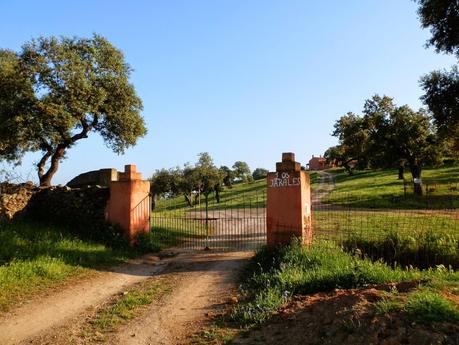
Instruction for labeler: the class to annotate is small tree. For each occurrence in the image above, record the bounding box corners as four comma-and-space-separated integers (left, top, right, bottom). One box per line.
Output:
252, 168, 269, 180
232, 161, 251, 183
178, 164, 200, 207
150, 168, 180, 210
0, 35, 146, 186
195, 153, 222, 205
219, 166, 234, 188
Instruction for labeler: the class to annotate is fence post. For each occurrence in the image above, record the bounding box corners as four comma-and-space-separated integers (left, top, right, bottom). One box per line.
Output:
106, 164, 151, 245
266, 153, 312, 246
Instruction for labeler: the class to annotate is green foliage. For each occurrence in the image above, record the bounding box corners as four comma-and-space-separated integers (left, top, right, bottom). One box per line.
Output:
406, 290, 459, 323
328, 95, 444, 186
252, 168, 269, 181
0, 220, 135, 312
0, 34, 146, 186
232, 161, 252, 183
195, 152, 222, 197
219, 165, 235, 187
421, 65, 459, 155
374, 298, 403, 314
416, 0, 459, 57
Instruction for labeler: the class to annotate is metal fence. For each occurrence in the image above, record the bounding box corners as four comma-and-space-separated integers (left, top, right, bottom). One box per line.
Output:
150, 189, 267, 251
312, 189, 459, 269
149, 182, 458, 268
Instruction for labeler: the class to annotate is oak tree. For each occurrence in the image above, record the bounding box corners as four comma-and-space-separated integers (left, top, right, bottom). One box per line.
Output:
0, 34, 146, 186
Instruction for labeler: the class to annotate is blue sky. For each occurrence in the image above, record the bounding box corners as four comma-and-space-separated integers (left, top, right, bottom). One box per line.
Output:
0, 0, 456, 184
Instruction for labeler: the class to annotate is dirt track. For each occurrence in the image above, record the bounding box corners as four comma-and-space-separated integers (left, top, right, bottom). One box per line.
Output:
0, 250, 251, 345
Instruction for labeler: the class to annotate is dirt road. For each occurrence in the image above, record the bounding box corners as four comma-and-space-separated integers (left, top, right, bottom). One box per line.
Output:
0, 250, 252, 345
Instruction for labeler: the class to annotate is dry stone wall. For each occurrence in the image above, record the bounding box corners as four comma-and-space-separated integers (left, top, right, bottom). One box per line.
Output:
0, 182, 37, 220
0, 183, 121, 243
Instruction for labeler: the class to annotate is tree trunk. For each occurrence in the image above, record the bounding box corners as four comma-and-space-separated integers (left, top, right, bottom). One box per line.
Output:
151, 195, 156, 211
398, 165, 404, 180
343, 162, 353, 175
184, 193, 193, 207
410, 165, 423, 196
38, 146, 65, 187
215, 184, 221, 203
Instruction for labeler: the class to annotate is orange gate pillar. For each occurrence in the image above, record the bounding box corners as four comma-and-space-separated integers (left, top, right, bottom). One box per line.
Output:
106, 165, 151, 245
267, 153, 312, 246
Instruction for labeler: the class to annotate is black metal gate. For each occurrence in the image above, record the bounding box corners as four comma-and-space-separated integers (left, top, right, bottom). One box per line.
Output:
150, 189, 267, 251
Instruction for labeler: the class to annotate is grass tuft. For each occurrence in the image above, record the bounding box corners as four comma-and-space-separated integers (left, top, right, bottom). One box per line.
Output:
406, 290, 459, 323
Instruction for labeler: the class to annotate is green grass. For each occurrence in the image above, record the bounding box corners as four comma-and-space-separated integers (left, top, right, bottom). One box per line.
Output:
153, 179, 267, 213
84, 277, 172, 340
405, 290, 459, 323
374, 297, 404, 314
323, 165, 459, 209
150, 223, 209, 250
231, 240, 459, 326
0, 220, 138, 312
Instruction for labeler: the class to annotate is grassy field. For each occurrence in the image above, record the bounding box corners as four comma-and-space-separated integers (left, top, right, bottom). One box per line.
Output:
0, 221, 138, 313
232, 241, 459, 326
153, 179, 267, 213
323, 165, 459, 209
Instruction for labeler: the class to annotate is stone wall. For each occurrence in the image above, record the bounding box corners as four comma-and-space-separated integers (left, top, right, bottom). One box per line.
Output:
0, 182, 37, 220
66, 168, 119, 188
0, 183, 119, 242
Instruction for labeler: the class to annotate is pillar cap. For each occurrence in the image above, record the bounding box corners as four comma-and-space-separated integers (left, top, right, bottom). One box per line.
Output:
282, 152, 295, 162
276, 152, 301, 172
119, 164, 142, 181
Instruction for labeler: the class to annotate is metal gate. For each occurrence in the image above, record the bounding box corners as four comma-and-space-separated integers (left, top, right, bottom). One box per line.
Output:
150, 189, 267, 251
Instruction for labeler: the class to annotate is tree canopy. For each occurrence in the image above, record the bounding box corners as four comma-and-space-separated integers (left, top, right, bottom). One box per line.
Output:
0, 34, 146, 186
416, 0, 459, 154
327, 95, 443, 193
252, 168, 269, 180
416, 0, 459, 56
232, 161, 252, 182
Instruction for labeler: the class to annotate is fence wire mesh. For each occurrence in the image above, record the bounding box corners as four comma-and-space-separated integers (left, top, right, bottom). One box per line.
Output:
312, 188, 459, 269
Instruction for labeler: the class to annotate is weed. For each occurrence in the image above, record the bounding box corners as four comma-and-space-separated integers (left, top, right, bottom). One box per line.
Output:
406, 290, 459, 323
374, 298, 404, 314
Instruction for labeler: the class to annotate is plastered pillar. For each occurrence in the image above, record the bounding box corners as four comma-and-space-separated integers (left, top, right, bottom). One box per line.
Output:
267, 153, 312, 246
106, 165, 150, 244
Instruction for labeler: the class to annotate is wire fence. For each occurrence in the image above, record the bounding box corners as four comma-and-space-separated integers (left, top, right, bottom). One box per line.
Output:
312, 190, 459, 269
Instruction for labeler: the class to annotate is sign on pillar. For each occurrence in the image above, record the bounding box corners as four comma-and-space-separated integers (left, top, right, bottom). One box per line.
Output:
267, 153, 312, 246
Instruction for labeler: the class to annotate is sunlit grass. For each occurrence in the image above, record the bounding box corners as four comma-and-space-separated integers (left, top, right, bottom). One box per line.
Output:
0, 221, 136, 312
